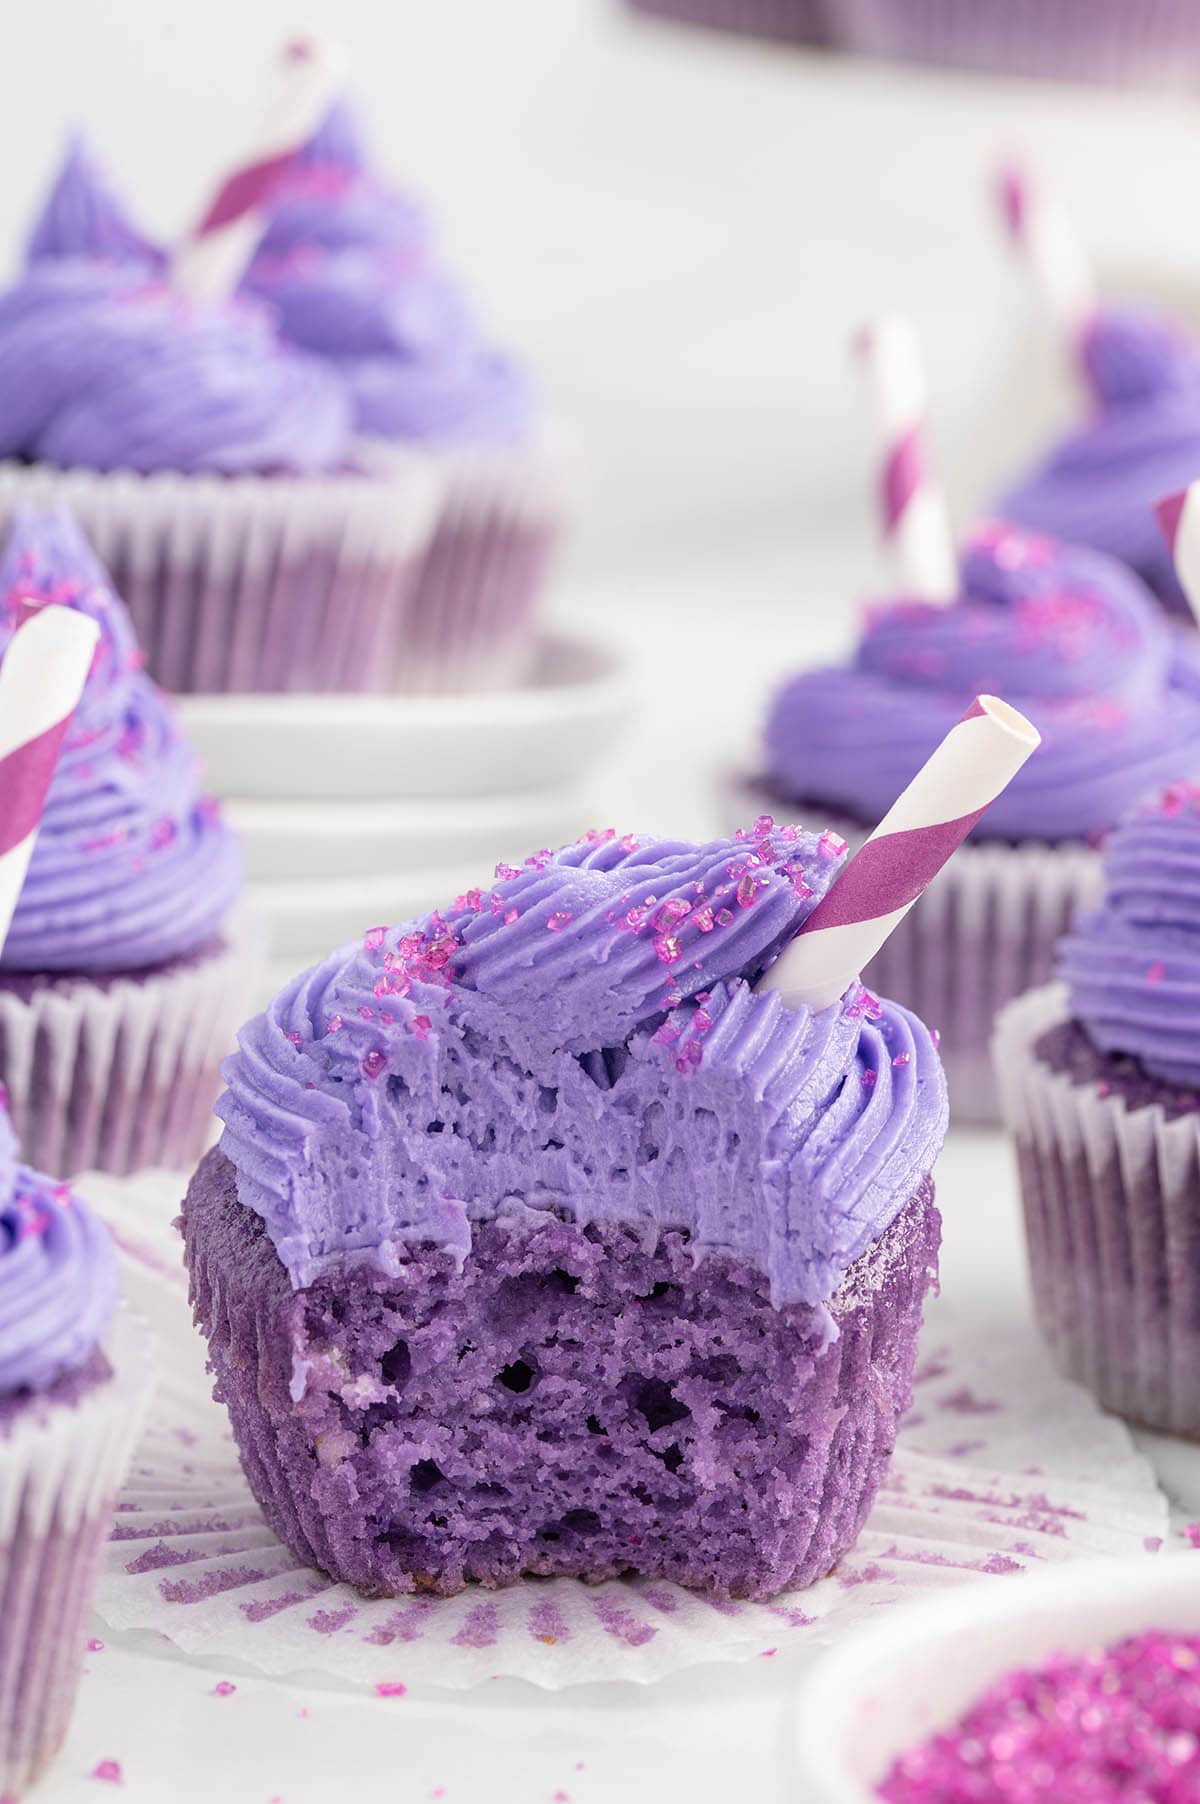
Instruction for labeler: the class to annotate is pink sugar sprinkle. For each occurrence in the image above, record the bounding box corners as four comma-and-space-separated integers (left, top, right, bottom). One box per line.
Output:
148, 816, 177, 851
361, 1050, 387, 1081
892, 1052, 911, 1068
931, 1028, 941, 1050
619, 833, 639, 852
375, 1681, 407, 1698
880, 1628, 1200, 1803
358, 1005, 373, 1020
284, 1030, 301, 1045
363, 927, 386, 951
861, 1069, 878, 1087
494, 862, 520, 881
87, 1638, 105, 1652
652, 1022, 681, 1046
736, 874, 759, 909
504, 909, 519, 925
752, 813, 775, 834
411, 1015, 432, 1040
91, 1761, 122, 1784
547, 912, 573, 932
653, 897, 691, 931
212, 1680, 236, 1697
325, 1015, 344, 1033
1185, 1524, 1200, 1549
693, 906, 715, 933
716, 907, 734, 927
819, 829, 847, 859
654, 934, 683, 965
1147, 961, 1167, 985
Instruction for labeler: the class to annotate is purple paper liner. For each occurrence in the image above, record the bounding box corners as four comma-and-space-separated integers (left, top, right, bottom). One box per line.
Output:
182, 1149, 940, 1602
836, 0, 1200, 87
0, 1310, 153, 1797
0, 920, 259, 1179
625, 0, 833, 46
996, 983, 1200, 1440
0, 458, 442, 697
719, 774, 1101, 1124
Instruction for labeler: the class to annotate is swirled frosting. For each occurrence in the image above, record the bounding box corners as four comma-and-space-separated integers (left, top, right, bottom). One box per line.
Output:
0, 1125, 117, 1395
26, 134, 164, 272
1000, 308, 1200, 614
1058, 783, 1200, 1089
241, 101, 535, 446
0, 260, 352, 476
765, 523, 1200, 843
0, 509, 242, 973
217, 823, 947, 1316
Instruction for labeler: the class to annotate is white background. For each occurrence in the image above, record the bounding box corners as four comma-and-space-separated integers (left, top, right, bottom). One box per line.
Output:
9, 2, 1200, 1797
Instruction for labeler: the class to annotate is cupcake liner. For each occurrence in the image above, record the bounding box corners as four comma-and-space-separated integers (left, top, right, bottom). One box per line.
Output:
625, 0, 833, 46
720, 774, 1101, 1124
0, 1305, 154, 1798
836, 0, 1200, 87
85, 1170, 1166, 1691
996, 983, 1200, 1439
0, 457, 442, 697
0, 915, 261, 1179
361, 421, 574, 694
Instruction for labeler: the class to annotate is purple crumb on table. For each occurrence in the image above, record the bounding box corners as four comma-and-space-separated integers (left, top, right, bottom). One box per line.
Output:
879, 1629, 1200, 1801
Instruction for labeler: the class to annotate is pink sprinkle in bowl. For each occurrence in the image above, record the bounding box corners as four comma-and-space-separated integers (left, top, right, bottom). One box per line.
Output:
792, 1553, 1200, 1801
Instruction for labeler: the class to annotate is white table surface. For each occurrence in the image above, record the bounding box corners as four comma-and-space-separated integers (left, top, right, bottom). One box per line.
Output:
18, 0, 1200, 1795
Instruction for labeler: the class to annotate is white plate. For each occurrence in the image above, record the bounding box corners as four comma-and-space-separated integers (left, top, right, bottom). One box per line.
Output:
249, 858, 516, 966
792, 1553, 1198, 1803
179, 629, 637, 802
225, 782, 597, 881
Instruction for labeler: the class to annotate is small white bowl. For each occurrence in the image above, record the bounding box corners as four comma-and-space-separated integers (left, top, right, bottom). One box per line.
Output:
793, 1555, 1200, 1803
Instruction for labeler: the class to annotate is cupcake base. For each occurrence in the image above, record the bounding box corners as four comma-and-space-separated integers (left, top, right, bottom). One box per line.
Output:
721, 774, 1101, 1124
625, 0, 832, 47
0, 919, 260, 1178
0, 1311, 153, 1798
183, 1150, 940, 1601
996, 983, 1200, 1440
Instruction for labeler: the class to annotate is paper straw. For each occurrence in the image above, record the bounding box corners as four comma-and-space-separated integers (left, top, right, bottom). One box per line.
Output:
171, 36, 347, 302
1155, 486, 1200, 622
995, 160, 1097, 353
758, 696, 1040, 1013
0, 605, 100, 954
857, 315, 958, 605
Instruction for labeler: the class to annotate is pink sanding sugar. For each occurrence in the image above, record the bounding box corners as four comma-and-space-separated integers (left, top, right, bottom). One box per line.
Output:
879, 1630, 1200, 1802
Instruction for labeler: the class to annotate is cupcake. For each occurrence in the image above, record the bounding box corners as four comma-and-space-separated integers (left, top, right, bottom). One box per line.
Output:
0, 1103, 153, 1796
736, 522, 1200, 1122
0, 137, 440, 695
1000, 306, 1200, 622
835, 0, 1200, 87
995, 783, 1200, 1440
0, 507, 253, 1177
624, 0, 833, 48
239, 100, 568, 692
183, 823, 947, 1600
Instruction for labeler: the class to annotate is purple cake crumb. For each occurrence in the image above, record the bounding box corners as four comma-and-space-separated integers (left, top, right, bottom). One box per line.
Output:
183, 1148, 940, 1601
1034, 1019, 1200, 1123
879, 1629, 1200, 1802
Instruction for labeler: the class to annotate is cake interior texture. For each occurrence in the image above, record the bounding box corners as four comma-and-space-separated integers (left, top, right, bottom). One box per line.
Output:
185, 1150, 939, 1600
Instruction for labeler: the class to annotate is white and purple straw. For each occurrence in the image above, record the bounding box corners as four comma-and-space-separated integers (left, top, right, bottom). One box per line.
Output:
1155, 485, 1200, 622
857, 315, 958, 605
995, 160, 1097, 356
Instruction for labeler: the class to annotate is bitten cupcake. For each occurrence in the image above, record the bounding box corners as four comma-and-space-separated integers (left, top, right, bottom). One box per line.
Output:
625, 0, 833, 48
0, 1103, 153, 1796
996, 784, 1200, 1440
1000, 305, 1200, 622
737, 523, 1200, 1121
183, 822, 950, 1600
835, 0, 1200, 87
0, 508, 252, 1176
0, 136, 439, 694
240, 100, 568, 692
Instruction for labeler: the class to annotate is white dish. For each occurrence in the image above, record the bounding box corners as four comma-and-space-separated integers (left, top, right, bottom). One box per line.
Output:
792, 1554, 1199, 1803
225, 782, 597, 881
179, 629, 637, 802
249, 858, 507, 965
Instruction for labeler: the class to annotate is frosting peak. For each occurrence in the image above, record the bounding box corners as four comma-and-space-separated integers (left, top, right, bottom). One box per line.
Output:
1058, 783, 1200, 1090
217, 825, 947, 1314
25, 135, 162, 273
0, 509, 242, 972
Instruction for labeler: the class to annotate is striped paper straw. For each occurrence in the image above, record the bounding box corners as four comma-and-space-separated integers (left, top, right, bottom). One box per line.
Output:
171, 37, 347, 302
995, 160, 1097, 354
758, 695, 1040, 1014
0, 605, 100, 954
857, 315, 958, 605
1155, 485, 1200, 622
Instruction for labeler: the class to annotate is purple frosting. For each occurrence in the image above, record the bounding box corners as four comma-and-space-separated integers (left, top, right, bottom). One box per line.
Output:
217, 824, 948, 1316
26, 134, 164, 272
1000, 307, 1200, 614
241, 101, 535, 446
765, 523, 1200, 843
0, 510, 242, 973
1057, 783, 1200, 1089
0, 1102, 117, 1395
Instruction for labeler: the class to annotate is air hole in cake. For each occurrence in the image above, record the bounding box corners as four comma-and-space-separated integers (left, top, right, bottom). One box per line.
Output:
536, 1086, 557, 1116
637, 1280, 678, 1305
496, 1358, 536, 1394
697, 1354, 739, 1383
551, 1269, 579, 1294
660, 1444, 685, 1474
425, 1119, 445, 1135
629, 1376, 691, 1433
575, 1049, 611, 1090
586, 1415, 607, 1436
380, 1340, 411, 1388
410, 1458, 446, 1494
560, 1508, 601, 1537
542, 1135, 564, 1152
385, 1075, 408, 1105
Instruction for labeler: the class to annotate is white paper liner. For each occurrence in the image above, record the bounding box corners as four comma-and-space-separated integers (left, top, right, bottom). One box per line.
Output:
721, 771, 1101, 1124
358, 418, 577, 695
0, 1304, 155, 1797
0, 457, 442, 696
0, 911, 262, 1178
86, 1171, 1166, 1692
996, 982, 1200, 1438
